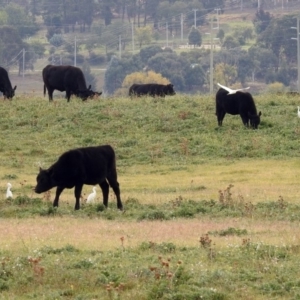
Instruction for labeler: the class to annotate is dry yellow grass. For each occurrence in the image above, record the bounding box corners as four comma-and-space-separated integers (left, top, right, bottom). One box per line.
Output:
2, 158, 300, 206
121, 158, 300, 204
1, 216, 299, 254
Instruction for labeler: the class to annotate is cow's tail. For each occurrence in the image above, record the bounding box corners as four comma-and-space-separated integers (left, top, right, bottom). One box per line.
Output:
43, 84, 46, 97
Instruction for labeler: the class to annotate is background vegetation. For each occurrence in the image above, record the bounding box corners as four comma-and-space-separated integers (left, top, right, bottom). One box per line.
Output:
1, 0, 300, 96
0, 92, 299, 299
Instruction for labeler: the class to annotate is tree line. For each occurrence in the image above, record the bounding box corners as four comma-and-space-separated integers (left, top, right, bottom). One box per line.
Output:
0, 1, 299, 94
104, 9, 300, 94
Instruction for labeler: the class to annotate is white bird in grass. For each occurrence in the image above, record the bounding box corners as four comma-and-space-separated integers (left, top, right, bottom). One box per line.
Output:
297, 106, 300, 118
6, 183, 13, 199
217, 83, 250, 95
86, 186, 97, 204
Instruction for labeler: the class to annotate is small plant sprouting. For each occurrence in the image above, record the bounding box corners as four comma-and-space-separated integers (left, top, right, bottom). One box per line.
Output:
244, 201, 255, 217
200, 234, 212, 248
149, 256, 183, 286
242, 238, 251, 247
218, 184, 234, 206
120, 236, 125, 250
178, 111, 190, 120
170, 195, 183, 208
277, 195, 288, 210
43, 190, 51, 202
105, 282, 125, 299
28, 256, 44, 282
179, 138, 189, 156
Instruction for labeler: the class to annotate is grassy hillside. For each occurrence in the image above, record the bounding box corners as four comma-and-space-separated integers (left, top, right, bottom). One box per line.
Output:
1, 92, 300, 165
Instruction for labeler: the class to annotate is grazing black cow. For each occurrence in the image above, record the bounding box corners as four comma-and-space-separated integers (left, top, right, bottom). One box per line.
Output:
129, 83, 176, 97
34, 145, 123, 211
216, 88, 261, 129
0, 66, 17, 99
42, 65, 101, 102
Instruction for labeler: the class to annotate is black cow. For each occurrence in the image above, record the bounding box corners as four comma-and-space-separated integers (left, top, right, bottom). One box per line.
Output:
216, 88, 262, 129
0, 66, 17, 99
34, 145, 123, 211
129, 83, 176, 97
42, 65, 101, 102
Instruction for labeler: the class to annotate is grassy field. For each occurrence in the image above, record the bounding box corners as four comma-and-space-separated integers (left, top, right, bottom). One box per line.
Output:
0, 92, 300, 299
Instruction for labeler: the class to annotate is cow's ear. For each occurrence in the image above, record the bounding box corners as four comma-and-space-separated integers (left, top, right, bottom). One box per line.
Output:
258, 111, 262, 116
13, 86, 17, 91
39, 167, 43, 172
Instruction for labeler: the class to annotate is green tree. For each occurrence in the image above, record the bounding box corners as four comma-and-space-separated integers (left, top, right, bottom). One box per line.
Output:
237, 53, 254, 85
0, 26, 24, 66
139, 45, 164, 64
222, 35, 240, 49
104, 54, 142, 95
184, 64, 206, 91
188, 27, 202, 47
248, 45, 277, 81
135, 26, 152, 48
216, 28, 225, 43
253, 8, 273, 34
49, 34, 64, 47
5, 3, 38, 38
258, 14, 298, 66
214, 63, 237, 86
147, 51, 192, 92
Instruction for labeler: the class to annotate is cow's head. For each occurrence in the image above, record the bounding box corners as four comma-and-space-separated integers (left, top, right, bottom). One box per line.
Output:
78, 86, 102, 101
249, 111, 262, 129
77, 85, 96, 101
4, 85, 17, 99
34, 167, 55, 194
166, 84, 176, 95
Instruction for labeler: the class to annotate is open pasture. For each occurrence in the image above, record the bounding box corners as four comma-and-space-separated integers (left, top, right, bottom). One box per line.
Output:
0, 92, 300, 299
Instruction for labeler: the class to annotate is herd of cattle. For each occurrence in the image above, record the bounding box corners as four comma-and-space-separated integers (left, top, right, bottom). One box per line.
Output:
0, 64, 262, 210
0, 64, 261, 129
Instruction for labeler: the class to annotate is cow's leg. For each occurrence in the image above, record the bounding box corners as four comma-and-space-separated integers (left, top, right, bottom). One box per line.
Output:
240, 114, 249, 127
217, 109, 226, 126
48, 88, 54, 101
74, 184, 83, 210
53, 186, 65, 207
99, 180, 109, 208
65, 89, 72, 102
106, 174, 123, 210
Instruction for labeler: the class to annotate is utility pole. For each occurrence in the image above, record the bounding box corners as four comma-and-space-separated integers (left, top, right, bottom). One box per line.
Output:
166, 22, 169, 47
214, 8, 221, 29
241, 0, 243, 10
74, 36, 77, 67
180, 13, 183, 42
131, 21, 135, 53
210, 18, 213, 94
258, 0, 260, 11
192, 9, 197, 28
119, 35, 122, 59
291, 17, 300, 91
22, 48, 25, 79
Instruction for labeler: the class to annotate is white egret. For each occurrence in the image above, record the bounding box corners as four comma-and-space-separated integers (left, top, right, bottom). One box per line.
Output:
86, 186, 97, 204
217, 83, 250, 95
6, 183, 13, 199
